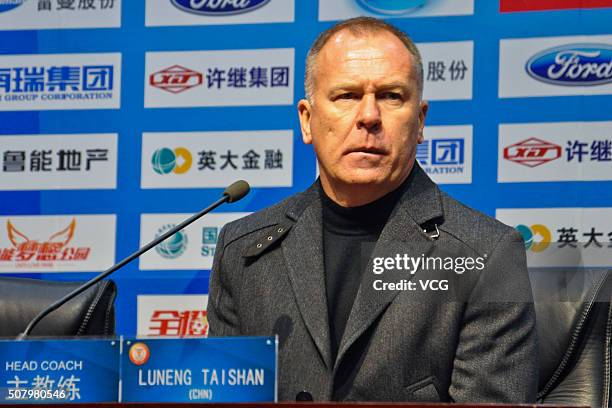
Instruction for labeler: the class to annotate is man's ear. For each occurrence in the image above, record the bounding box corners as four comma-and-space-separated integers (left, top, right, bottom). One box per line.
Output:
417, 100, 429, 144
298, 99, 313, 145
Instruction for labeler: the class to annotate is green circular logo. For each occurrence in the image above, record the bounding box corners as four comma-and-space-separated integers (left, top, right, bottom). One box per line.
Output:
151, 148, 176, 175
515, 224, 533, 250
155, 224, 188, 259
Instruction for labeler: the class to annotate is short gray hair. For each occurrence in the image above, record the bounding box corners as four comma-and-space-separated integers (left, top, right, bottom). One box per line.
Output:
304, 17, 423, 103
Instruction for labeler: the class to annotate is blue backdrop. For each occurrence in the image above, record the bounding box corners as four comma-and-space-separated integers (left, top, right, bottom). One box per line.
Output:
1, 0, 611, 336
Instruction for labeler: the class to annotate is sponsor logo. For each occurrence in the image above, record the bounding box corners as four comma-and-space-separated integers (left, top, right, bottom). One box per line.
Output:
0, 0, 25, 13
171, 0, 272, 16
418, 138, 465, 166
0, 133, 117, 191
419, 41, 473, 101
154, 224, 212, 259
0, 65, 113, 97
201, 226, 218, 257
0, 218, 89, 263
0, 215, 115, 273
149, 65, 202, 94
515, 224, 551, 252
503, 137, 562, 167
496, 208, 612, 267
140, 213, 249, 270
137, 295, 209, 337
526, 44, 612, 86
3, 146, 111, 172
417, 138, 465, 167
318, 0, 473, 20
142, 131, 293, 189
415, 126, 472, 184
0, 65, 114, 93
500, 0, 612, 12
128, 343, 150, 365
356, 0, 425, 15
148, 309, 208, 337
0, 0, 119, 30
151, 147, 192, 174
145, 49, 293, 108
498, 122, 612, 182
154, 224, 188, 259
0, 53, 121, 111
153, 145, 282, 175
499, 36, 612, 98
146, 0, 294, 27
431, 139, 464, 165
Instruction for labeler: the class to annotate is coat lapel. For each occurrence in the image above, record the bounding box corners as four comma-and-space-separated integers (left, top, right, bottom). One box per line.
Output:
335, 165, 444, 369
281, 186, 333, 369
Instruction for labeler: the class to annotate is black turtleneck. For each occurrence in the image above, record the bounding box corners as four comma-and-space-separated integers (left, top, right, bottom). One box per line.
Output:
320, 181, 405, 360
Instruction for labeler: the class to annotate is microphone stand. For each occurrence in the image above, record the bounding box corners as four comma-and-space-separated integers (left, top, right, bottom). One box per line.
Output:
18, 194, 231, 339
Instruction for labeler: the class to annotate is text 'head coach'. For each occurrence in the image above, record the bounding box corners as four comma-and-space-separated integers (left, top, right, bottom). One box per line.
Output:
207, 17, 538, 403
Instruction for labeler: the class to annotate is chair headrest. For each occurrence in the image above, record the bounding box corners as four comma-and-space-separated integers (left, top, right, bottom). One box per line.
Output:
0, 277, 117, 338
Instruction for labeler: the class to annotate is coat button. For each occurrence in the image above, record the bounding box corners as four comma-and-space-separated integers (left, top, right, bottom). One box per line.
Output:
295, 390, 313, 401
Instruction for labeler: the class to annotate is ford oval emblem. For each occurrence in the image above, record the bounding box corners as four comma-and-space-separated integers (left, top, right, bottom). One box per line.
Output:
356, 0, 426, 15
0, 0, 25, 13
171, 0, 272, 16
526, 43, 612, 86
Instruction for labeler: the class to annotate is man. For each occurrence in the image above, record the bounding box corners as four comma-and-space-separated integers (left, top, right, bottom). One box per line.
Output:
207, 17, 538, 402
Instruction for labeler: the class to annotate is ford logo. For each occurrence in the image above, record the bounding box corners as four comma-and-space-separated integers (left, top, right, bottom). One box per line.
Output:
356, 0, 426, 15
0, 0, 26, 13
171, 0, 272, 16
526, 43, 612, 86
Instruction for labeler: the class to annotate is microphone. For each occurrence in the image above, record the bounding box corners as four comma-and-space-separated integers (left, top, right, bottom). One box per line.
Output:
17, 180, 251, 340
223, 179, 249, 203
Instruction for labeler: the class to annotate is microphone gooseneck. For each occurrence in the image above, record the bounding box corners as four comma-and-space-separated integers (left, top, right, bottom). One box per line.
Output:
18, 180, 251, 339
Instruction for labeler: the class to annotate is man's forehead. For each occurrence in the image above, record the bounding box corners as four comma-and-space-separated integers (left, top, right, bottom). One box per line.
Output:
326, 30, 409, 56
316, 30, 415, 81
319, 30, 413, 68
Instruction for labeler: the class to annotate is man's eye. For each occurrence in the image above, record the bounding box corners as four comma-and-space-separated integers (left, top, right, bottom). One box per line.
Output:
336, 93, 357, 100
381, 92, 402, 101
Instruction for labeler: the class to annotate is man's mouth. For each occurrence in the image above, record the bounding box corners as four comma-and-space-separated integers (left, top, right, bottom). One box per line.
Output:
345, 147, 387, 155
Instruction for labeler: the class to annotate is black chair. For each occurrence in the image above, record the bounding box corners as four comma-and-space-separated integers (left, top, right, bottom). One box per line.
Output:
0, 277, 116, 338
531, 268, 611, 407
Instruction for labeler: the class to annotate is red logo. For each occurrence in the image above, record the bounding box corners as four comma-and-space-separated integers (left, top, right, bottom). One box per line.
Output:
0, 219, 91, 265
129, 343, 150, 366
504, 137, 562, 167
149, 65, 203, 94
148, 310, 208, 337
500, 0, 612, 12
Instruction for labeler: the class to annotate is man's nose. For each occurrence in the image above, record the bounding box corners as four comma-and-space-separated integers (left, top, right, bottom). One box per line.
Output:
356, 94, 381, 133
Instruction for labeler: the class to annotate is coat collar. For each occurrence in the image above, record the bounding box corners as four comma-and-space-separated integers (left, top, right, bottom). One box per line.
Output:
285, 163, 444, 226
280, 163, 445, 370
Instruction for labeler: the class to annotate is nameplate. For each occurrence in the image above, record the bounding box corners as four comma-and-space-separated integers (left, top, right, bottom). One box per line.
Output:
121, 336, 277, 402
0, 339, 120, 404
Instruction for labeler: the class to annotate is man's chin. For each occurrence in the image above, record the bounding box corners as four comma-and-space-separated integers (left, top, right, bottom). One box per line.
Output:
338, 171, 389, 186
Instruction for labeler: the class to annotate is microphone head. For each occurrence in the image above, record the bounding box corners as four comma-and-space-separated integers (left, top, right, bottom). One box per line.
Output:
223, 180, 250, 203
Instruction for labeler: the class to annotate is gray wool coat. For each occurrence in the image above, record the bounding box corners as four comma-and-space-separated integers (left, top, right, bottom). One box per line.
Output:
207, 164, 538, 402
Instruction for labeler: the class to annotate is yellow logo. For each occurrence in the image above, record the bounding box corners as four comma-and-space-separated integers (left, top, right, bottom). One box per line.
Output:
516, 224, 551, 252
